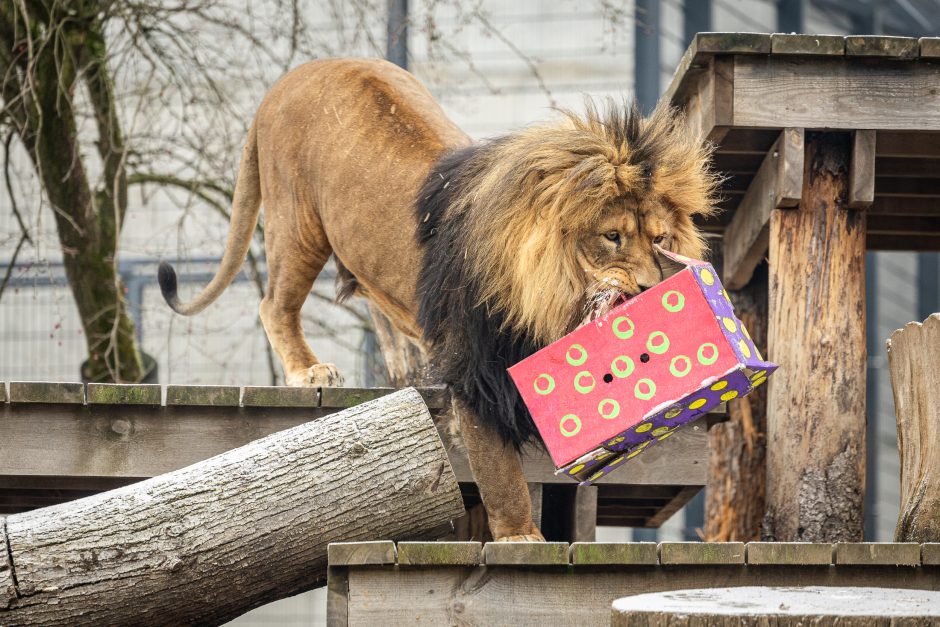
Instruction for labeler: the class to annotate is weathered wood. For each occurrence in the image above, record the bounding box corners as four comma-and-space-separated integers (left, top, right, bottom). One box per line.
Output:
326, 566, 349, 627
483, 542, 568, 566
569, 542, 657, 565
923, 543, 940, 565
611, 586, 940, 626
241, 385, 320, 407
771, 33, 845, 56
887, 314, 940, 542
681, 56, 733, 144
321, 386, 449, 409
765, 132, 867, 542
746, 542, 832, 565
572, 486, 597, 543
694, 33, 772, 55
845, 36, 919, 59
722, 129, 803, 289
1, 517, 14, 607
705, 260, 768, 542
0, 383, 6, 403
848, 131, 876, 209
86, 383, 160, 405
869, 197, 940, 216
9, 382, 83, 404
887, 314, 940, 543
367, 303, 438, 387
659, 542, 745, 565
0, 388, 465, 625
165, 384, 240, 406
328, 542, 397, 566
644, 485, 701, 528
835, 543, 921, 566
343, 562, 940, 626
733, 57, 940, 130
920, 38, 940, 59
397, 542, 481, 566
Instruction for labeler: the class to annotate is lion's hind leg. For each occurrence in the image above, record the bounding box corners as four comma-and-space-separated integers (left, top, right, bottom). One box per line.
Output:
258, 210, 343, 388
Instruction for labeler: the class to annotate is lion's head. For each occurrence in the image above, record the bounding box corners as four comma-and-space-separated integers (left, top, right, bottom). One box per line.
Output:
416, 101, 719, 447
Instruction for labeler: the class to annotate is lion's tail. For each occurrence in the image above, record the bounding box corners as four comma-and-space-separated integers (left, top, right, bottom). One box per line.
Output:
159, 123, 262, 316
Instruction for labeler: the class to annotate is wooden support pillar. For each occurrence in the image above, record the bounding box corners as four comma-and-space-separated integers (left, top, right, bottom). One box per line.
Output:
764, 132, 868, 542
887, 314, 940, 542
705, 263, 769, 541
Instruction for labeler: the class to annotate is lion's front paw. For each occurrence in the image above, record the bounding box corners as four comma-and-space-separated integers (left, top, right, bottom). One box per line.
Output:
494, 532, 546, 543
286, 363, 344, 387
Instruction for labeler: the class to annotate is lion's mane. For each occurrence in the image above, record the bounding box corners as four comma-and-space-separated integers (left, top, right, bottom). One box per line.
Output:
416, 102, 718, 448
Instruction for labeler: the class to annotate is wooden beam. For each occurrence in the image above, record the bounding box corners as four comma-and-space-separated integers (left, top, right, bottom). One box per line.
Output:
848, 130, 876, 209
722, 128, 804, 290
770, 33, 845, 56
869, 196, 940, 216
571, 486, 598, 542
845, 35, 918, 59
733, 57, 940, 130
682, 56, 733, 145
765, 132, 866, 542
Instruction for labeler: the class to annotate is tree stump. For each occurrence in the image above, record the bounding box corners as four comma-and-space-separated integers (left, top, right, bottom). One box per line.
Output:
887, 314, 940, 542
611, 587, 940, 626
764, 132, 867, 542
0, 388, 464, 626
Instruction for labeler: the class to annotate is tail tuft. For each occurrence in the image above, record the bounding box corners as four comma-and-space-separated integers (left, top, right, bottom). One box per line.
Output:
158, 261, 182, 312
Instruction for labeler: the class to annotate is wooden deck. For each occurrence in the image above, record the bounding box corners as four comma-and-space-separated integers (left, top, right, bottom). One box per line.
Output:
0, 382, 724, 532
327, 540, 940, 626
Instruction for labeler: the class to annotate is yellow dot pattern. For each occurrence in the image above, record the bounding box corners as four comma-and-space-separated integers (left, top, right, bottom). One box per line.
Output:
700, 268, 715, 285
710, 380, 728, 391
720, 390, 739, 402
651, 426, 670, 436
635, 422, 652, 433
665, 406, 682, 419
738, 339, 752, 359
689, 398, 707, 410
752, 376, 768, 388
659, 431, 676, 441
722, 317, 738, 333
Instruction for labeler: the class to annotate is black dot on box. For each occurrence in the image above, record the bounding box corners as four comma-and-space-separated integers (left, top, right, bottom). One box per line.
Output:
603, 373, 613, 383
640, 353, 650, 363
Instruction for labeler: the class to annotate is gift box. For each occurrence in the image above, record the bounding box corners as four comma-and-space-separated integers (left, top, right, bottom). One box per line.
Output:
508, 249, 777, 485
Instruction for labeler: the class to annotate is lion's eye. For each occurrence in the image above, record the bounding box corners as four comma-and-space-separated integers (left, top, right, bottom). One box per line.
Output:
653, 235, 667, 245
604, 232, 620, 243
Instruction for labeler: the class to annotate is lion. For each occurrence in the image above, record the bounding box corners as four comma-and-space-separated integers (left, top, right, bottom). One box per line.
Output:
158, 58, 718, 542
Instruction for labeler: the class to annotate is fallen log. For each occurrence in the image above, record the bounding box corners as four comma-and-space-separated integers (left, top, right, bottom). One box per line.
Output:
1, 387, 464, 626
887, 314, 940, 542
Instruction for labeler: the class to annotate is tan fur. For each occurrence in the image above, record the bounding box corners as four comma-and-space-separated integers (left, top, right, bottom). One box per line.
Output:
163, 59, 715, 541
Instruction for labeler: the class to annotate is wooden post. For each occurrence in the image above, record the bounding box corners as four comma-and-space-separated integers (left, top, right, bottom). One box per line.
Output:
0, 388, 464, 625
764, 132, 867, 542
367, 303, 437, 387
887, 314, 940, 542
705, 263, 769, 541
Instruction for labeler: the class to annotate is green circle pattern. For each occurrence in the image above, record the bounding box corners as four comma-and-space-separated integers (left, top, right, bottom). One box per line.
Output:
574, 371, 596, 394
611, 355, 635, 378
560, 414, 581, 437
697, 342, 719, 365
647, 331, 670, 355
669, 355, 692, 377
634, 378, 656, 400
534, 373, 555, 395
598, 399, 620, 419
566, 343, 588, 366
662, 290, 685, 312
612, 316, 635, 340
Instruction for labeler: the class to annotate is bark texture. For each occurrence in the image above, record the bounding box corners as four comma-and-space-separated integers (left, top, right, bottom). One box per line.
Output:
705, 264, 769, 541
888, 314, 940, 542
764, 132, 866, 542
0, 388, 464, 626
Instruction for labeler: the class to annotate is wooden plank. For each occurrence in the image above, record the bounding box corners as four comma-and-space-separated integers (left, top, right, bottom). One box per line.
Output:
733, 57, 940, 130
569, 542, 658, 565
920, 38, 940, 59
165, 385, 240, 406
86, 383, 160, 405
572, 486, 597, 543
846, 35, 919, 59
664, 34, 769, 107
875, 177, 940, 197
746, 542, 833, 565
482, 542, 568, 566
659, 542, 745, 565
923, 544, 940, 565
0, 383, 6, 404
834, 543, 921, 566
681, 56, 733, 145
873, 157, 940, 178
345, 565, 940, 626
328, 541, 397, 566
396, 542, 482, 566
321, 386, 448, 409
868, 215, 940, 235
242, 386, 320, 407
721, 129, 803, 290
868, 233, 940, 251
644, 485, 701, 528
326, 566, 349, 627
695, 32, 772, 55
848, 130, 876, 208
876, 132, 940, 158
528, 483, 543, 530
8, 382, 83, 404
771, 33, 844, 56
869, 196, 940, 216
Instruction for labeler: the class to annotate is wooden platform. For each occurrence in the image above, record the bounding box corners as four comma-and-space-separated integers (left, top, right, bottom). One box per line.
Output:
327, 541, 940, 626
0, 382, 723, 531
664, 33, 940, 254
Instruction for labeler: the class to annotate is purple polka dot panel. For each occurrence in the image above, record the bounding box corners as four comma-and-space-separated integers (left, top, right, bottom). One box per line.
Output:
511, 248, 778, 483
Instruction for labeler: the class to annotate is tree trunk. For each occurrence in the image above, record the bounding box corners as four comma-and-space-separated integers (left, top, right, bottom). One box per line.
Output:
705, 264, 769, 542
764, 132, 867, 542
0, 388, 464, 626
368, 303, 438, 386
887, 314, 940, 542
